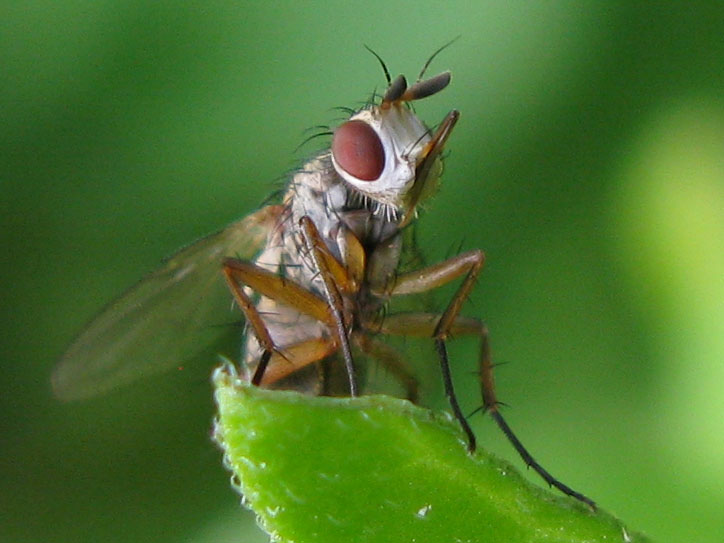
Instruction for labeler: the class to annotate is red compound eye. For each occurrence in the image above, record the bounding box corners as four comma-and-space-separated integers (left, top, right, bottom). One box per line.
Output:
332, 120, 385, 181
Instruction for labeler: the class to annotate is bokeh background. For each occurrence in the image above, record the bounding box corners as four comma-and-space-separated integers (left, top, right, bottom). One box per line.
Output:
2, 2, 723, 542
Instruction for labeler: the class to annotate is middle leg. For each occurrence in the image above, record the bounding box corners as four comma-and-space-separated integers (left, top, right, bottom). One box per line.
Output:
382, 249, 485, 451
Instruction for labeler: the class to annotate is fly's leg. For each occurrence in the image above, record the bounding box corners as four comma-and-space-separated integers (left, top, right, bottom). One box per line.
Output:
352, 333, 419, 403
384, 249, 485, 451
378, 312, 596, 509
223, 258, 336, 385
254, 336, 339, 386
299, 216, 358, 396
477, 328, 596, 508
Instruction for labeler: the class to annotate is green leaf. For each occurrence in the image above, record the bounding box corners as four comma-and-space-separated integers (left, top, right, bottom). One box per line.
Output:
212, 367, 650, 543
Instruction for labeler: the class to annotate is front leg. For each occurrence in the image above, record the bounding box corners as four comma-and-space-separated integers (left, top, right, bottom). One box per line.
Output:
298, 216, 359, 396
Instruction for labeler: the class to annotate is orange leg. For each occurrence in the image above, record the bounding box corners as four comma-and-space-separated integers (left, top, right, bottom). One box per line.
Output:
381, 250, 485, 451
378, 311, 595, 508
222, 258, 334, 385
299, 217, 358, 396
256, 336, 339, 387
223, 217, 361, 396
352, 332, 419, 403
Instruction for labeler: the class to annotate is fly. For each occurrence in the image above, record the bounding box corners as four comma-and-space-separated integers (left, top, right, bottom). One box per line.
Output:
52, 49, 595, 509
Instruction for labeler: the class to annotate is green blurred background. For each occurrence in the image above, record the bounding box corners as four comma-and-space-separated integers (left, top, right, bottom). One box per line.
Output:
2, 2, 723, 542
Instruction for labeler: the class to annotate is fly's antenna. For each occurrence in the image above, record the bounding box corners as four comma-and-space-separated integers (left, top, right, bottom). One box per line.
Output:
364, 44, 392, 86
418, 36, 460, 80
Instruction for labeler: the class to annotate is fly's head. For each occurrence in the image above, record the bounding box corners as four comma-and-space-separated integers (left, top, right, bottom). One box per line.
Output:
331, 72, 458, 225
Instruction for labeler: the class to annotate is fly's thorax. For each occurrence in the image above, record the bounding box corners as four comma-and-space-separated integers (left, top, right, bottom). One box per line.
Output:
279, 152, 405, 292
285, 155, 349, 261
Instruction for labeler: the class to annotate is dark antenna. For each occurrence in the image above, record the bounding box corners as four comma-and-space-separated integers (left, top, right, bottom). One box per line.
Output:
364, 45, 392, 86
383, 74, 408, 103
418, 36, 461, 80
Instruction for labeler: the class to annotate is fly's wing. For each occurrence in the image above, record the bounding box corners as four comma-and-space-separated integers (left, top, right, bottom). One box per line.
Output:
52, 205, 284, 401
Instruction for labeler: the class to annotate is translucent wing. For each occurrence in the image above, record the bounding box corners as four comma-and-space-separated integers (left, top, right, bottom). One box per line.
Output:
52, 205, 284, 401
